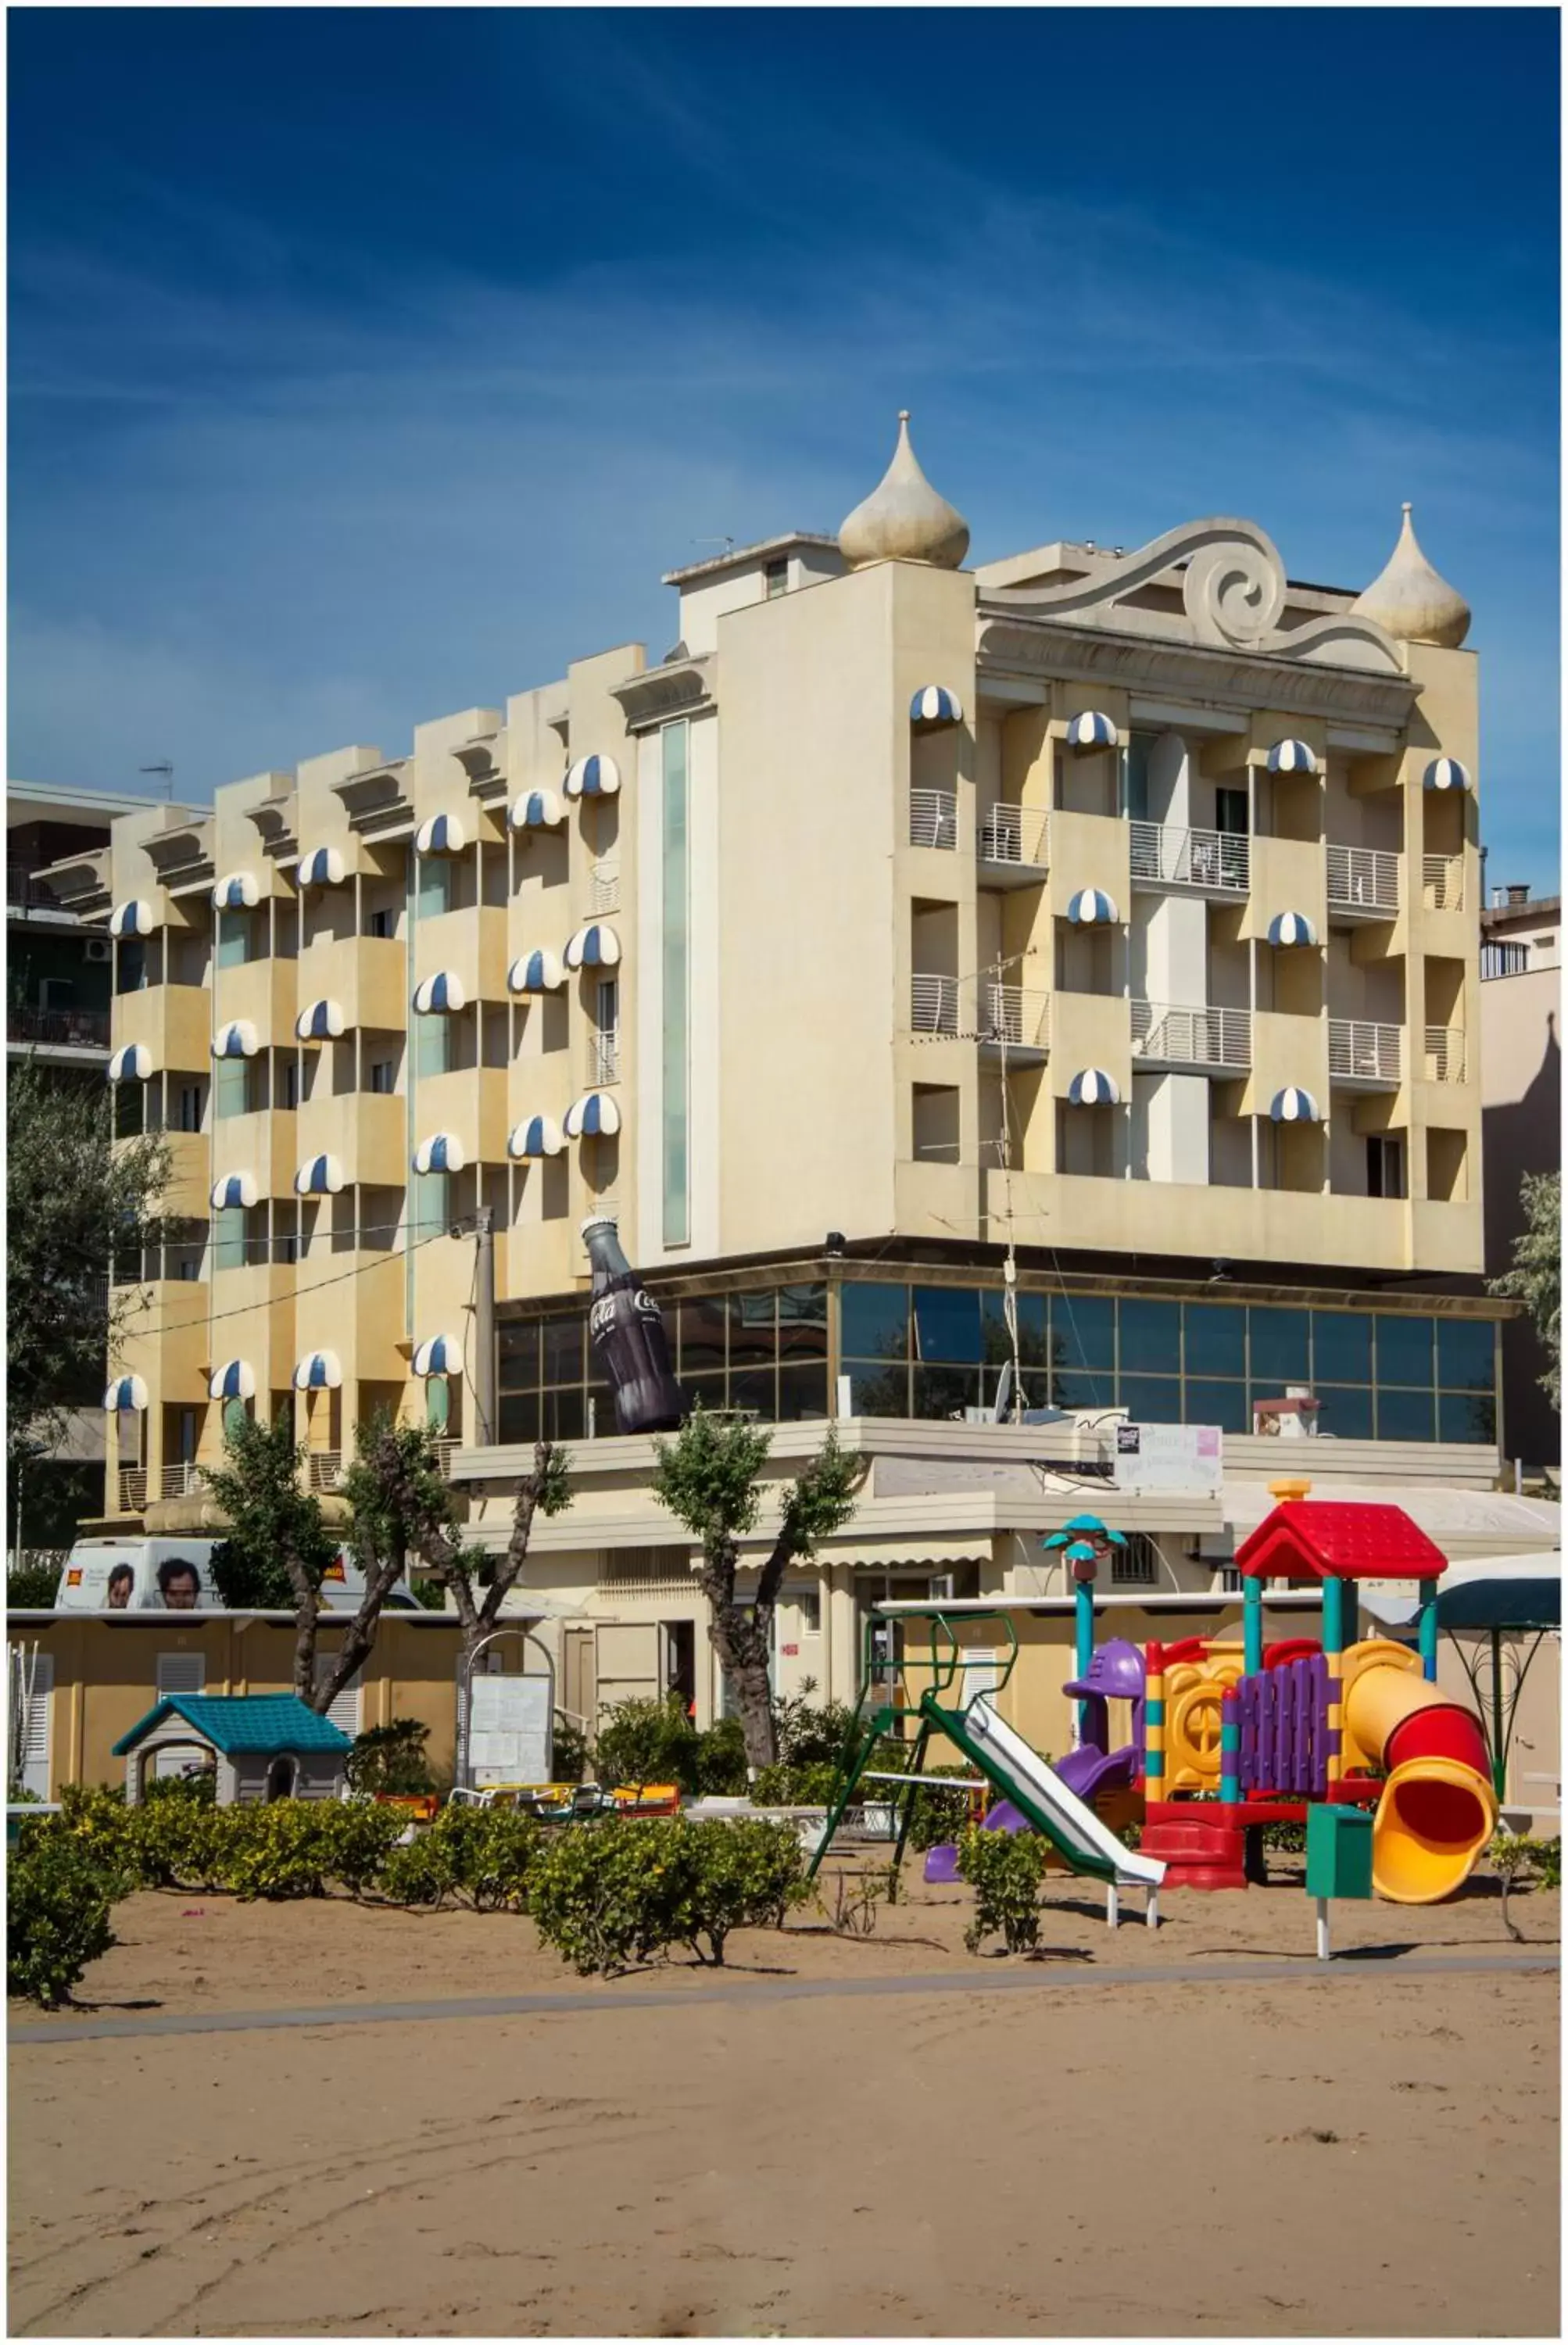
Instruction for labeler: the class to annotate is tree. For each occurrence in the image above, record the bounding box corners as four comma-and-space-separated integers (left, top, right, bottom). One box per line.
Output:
1490, 1170, 1561, 1409
6, 1056, 170, 1477
200, 1414, 342, 1703
652, 1406, 861, 1770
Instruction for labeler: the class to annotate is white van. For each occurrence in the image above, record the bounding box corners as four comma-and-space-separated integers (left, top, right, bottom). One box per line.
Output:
55, 1538, 421, 1613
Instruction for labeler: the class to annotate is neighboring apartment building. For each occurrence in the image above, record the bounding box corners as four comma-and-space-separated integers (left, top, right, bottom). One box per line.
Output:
44, 421, 1538, 1724
1480, 883, 1561, 1474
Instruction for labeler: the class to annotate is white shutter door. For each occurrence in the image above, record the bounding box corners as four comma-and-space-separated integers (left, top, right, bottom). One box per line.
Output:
966, 1648, 1001, 1706
315, 1665, 363, 1737
19, 1655, 55, 1800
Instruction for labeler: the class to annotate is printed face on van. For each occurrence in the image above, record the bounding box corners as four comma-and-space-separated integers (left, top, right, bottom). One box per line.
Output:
158, 1561, 202, 1610
106, 1566, 134, 1609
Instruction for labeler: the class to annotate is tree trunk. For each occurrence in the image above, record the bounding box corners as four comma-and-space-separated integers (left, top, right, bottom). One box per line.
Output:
704, 1599, 779, 1770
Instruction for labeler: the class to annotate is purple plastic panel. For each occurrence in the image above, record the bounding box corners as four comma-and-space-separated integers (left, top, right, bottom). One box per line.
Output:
1308, 1652, 1330, 1796
1240, 1674, 1261, 1797
924, 1843, 961, 1884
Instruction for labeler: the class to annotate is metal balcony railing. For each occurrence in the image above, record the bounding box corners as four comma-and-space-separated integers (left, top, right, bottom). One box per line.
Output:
1421, 854, 1464, 913
1482, 940, 1530, 980
589, 1030, 621, 1086
7, 867, 65, 914
1131, 1000, 1251, 1070
1129, 822, 1249, 893
978, 984, 1049, 1054
1329, 1018, 1402, 1083
9, 1004, 112, 1050
159, 1462, 203, 1500
306, 1451, 345, 1493
909, 789, 958, 851
1424, 1026, 1467, 1083
588, 857, 620, 915
1326, 844, 1400, 916
118, 1468, 149, 1513
977, 806, 1049, 869
911, 974, 961, 1036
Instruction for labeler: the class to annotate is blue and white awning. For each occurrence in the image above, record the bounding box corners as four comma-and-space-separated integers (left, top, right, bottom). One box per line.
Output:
295, 1153, 345, 1197
1065, 710, 1117, 750
209, 1359, 257, 1402
107, 1043, 154, 1083
412, 971, 466, 1015
413, 1334, 463, 1378
414, 811, 467, 856
564, 754, 621, 800
1065, 887, 1119, 925
564, 1091, 621, 1139
103, 1374, 149, 1412
910, 685, 963, 727
108, 899, 155, 940
509, 789, 565, 831
295, 997, 345, 1042
1266, 910, 1319, 948
564, 922, 621, 970
1270, 1087, 1322, 1124
413, 1133, 466, 1175
213, 870, 260, 911
509, 1115, 566, 1159
1067, 1068, 1121, 1107
1267, 738, 1318, 774
1423, 756, 1471, 793
212, 1020, 260, 1059
292, 1350, 342, 1391
209, 1171, 259, 1211
509, 947, 565, 993
299, 844, 346, 889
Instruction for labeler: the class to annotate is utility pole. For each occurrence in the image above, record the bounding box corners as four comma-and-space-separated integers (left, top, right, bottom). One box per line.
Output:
473, 1205, 496, 1447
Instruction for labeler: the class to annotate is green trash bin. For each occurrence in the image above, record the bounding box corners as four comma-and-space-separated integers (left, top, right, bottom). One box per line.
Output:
1305, 1803, 1374, 1903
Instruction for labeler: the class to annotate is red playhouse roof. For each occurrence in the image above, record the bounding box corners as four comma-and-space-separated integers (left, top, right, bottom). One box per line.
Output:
1234, 1501, 1448, 1584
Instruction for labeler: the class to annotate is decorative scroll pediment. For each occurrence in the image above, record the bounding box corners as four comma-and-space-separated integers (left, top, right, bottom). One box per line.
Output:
612, 652, 714, 734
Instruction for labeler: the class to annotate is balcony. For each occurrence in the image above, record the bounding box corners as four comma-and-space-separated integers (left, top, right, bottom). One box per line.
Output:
7, 867, 75, 919
1422, 854, 1465, 914
588, 1029, 621, 1087
9, 1003, 111, 1054
159, 1462, 205, 1501
977, 806, 1049, 890
1129, 822, 1248, 897
909, 789, 958, 851
118, 1468, 149, 1515
1326, 845, 1400, 922
1131, 1000, 1251, 1072
1328, 1018, 1402, 1088
306, 1450, 346, 1494
588, 857, 620, 915
1423, 1025, 1467, 1084
912, 973, 961, 1036
976, 984, 1048, 1064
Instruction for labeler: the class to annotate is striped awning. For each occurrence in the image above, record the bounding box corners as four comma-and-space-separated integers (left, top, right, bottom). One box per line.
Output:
413, 1133, 466, 1175
299, 845, 347, 888
107, 1043, 154, 1083
295, 1153, 345, 1197
209, 1171, 259, 1211
1424, 756, 1471, 793
209, 1359, 257, 1402
564, 922, 621, 970
1266, 911, 1319, 948
1065, 887, 1118, 925
415, 812, 467, 856
292, 1350, 342, 1391
212, 1020, 260, 1059
413, 1334, 463, 1378
509, 1114, 566, 1159
295, 997, 345, 1042
564, 1091, 621, 1139
1065, 711, 1117, 750
1266, 738, 1318, 775
564, 754, 621, 800
509, 948, 566, 993
104, 1374, 149, 1412
109, 899, 155, 940
1270, 1087, 1322, 1124
510, 789, 566, 831
910, 685, 963, 727
1067, 1068, 1120, 1106
412, 972, 465, 1014
213, 871, 261, 911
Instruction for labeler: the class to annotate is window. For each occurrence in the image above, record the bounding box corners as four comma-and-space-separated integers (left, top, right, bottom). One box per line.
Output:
1110, 1534, 1159, 1588
913, 1287, 983, 1363
213, 1058, 247, 1120
1250, 1307, 1309, 1389
281, 1057, 299, 1111
414, 1012, 453, 1078
661, 721, 691, 1245
216, 909, 251, 968
416, 857, 453, 919
114, 1083, 145, 1139
368, 907, 394, 940
212, 1206, 245, 1272
16, 1654, 54, 1799
116, 940, 147, 995
369, 1058, 395, 1094
841, 1282, 908, 1363
411, 1170, 449, 1237
1312, 1310, 1372, 1386
1367, 1136, 1405, 1199
1215, 787, 1250, 837
1124, 731, 1156, 823
177, 1083, 204, 1133
156, 1652, 206, 1697
595, 977, 620, 1082
314, 1662, 363, 1736
764, 558, 789, 600
793, 1587, 822, 1637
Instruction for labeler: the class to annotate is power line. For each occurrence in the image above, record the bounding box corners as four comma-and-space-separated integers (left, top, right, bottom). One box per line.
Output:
109, 1222, 457, 1347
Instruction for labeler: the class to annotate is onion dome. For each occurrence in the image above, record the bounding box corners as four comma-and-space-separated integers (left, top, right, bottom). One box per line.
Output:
1351, 504, 1470, 649
838, 412, 969, 571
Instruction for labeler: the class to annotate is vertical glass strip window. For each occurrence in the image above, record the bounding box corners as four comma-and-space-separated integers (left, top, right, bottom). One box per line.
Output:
661, 720, 690, 1245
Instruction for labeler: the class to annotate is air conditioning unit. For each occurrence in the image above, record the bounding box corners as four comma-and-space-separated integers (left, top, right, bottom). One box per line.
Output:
84, 937, 112, 963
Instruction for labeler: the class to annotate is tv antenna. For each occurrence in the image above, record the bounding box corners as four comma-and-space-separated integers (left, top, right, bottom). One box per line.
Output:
138, 762, 174, 799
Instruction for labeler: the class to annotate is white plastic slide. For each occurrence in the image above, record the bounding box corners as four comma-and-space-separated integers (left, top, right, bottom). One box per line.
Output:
961, 1695, 1165, 1889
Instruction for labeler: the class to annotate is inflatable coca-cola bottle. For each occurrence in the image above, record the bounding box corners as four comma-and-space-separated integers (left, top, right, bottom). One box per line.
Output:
582, 1216, 686, 1434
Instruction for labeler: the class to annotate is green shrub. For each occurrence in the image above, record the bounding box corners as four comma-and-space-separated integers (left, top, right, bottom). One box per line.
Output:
8, 1835, 122, 2006
321, 1800, 407, 1897
379, 1829, 463, 1909
750, 1760, 841, 1807
904, 1770, 976, 1853
551, 1717, 591, 1785
375, 1805, 542, 1911
774, 1681, 856, 1769
462, 1809, 543, 1910
957, 1825, 1048, 1956
128, 1795, 231, 1892
7, 1556, 63, 1609
217, 1802, 338, 1901
693, 1715, 749, 1796
529, 1815, 689, 1975
143, 1769, 217, 1807
346, 1720, 435, 1797
1527, 1836, 1562, 1890
679, 1817, 807, 1964
592, 1695, 700, 1794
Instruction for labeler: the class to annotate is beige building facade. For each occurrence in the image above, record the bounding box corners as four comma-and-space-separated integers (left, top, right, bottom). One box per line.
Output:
1479, 884, 1560, 1474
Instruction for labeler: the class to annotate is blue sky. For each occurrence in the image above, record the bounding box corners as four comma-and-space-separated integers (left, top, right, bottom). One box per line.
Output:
9, 8, 1559, 888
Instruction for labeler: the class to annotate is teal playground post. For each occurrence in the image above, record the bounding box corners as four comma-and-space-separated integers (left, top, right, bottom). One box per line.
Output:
1074, 1574, 1094, 1742
1243, 1573, 1263, 1674
1418, 1578, 1440, 1682
1321, 1573, 1346, 1659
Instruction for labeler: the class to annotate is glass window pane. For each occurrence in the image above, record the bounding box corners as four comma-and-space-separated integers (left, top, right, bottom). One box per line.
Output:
678, 1297, 726, 1374
413, 1011, 452, 1078
499, 1323, 539, 1388
1051, 1369, 1113, 1412
1376, 1386, 1436, 1441
1250, 1307, 1309, 1387
1312, 1311, 1373, 1387
542, 1319, 583, 1386
661, 720, 690, 1246
727, 1292, 776, 1367
1120, 1375, 1180, 1425
213, 1206, 245, 1273
1377, 1315, 1435, 1388
541, 1386, 585, 1441
213, 1058, 247, 1119
776, 1283, 829, 1356
1440, 1388, 1497, 1444
1184, 1303, 1244, 1379
729, 1366, 777, 1420
1185, 1378, 1248, 1434
498, 1391, 539, 1443
216, 910, 249, 968
981, 1289, 1047, 1367
913, 1286, 983, 1363
840, 1282, 908, 1363
1119, 1300, 1181, 1377
845, 1359, 908, 1416
416, 857, 452, 918
1316, 1385, 1374, 1441
410, 1171, 448, 1237
1438, 1319, 1495, 1392
913, 1365, 982, 1419
681, 1370, 727, 1416
1053, 1295, 1115, 1371
777, 1361, 830, 1420
114, 1084, 145, 1139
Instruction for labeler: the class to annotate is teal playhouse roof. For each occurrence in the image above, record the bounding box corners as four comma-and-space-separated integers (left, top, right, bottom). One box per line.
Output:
112, 1693, 354, 1758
